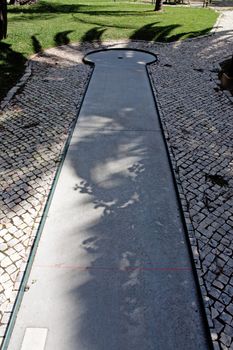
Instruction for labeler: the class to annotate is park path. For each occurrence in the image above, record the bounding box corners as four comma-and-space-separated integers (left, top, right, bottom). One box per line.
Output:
1, 10, 233, 350
214, 9, 233, 32
8, 50, 209, 349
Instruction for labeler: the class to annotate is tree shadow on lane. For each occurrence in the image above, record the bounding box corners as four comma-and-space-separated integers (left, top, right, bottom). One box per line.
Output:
60, 49, 209, 347
66, 130, 166, 350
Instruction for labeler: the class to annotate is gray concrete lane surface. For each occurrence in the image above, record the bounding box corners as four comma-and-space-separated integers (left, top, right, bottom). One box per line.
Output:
8, 50, 210, 350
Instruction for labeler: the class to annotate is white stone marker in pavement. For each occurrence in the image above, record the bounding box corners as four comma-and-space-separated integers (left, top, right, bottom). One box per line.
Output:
20, 328, 48, 350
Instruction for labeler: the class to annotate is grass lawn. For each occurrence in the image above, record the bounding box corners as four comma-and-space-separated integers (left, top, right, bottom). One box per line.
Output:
0, 0, 218, 100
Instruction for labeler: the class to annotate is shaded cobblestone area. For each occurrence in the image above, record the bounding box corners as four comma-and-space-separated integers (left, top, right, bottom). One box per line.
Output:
0, 11, 233, 349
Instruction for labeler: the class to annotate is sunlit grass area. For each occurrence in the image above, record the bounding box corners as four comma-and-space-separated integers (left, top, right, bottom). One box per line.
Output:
6, 0, 218, 54
0, 0, 218, 99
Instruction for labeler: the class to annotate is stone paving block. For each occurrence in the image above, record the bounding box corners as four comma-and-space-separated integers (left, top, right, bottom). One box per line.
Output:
224, 325, 233, 337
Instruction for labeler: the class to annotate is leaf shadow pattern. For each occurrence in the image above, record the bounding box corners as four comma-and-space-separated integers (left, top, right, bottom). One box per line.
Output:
57, 89, 209, 348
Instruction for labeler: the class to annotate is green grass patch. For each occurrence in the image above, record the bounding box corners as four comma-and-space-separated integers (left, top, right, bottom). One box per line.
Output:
0, 0, 218, 100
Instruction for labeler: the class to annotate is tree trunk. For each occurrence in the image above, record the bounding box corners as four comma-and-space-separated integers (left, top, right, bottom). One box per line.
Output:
0, 0, 7, 40
154, 0, 162, 11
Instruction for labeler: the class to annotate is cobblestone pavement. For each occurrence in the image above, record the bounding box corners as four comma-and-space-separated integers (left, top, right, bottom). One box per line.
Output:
0, 10, 233, 350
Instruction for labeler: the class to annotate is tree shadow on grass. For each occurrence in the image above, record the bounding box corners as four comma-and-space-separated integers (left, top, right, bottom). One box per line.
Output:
73, 9, 155, 17
7, 1, 152, 20
73, 16, 213, 42
8, 1, 154, 16
54, 30, 74, 46
31, 34, 43, 53
130, 22, 212, 41
81, 27, 107, 44
7, 9, 155, 24
31, 31, 74, 54
0, 42, 26, 101
7, 0, 156, 23
8, 1, 85, 15
130, 23, 181, 41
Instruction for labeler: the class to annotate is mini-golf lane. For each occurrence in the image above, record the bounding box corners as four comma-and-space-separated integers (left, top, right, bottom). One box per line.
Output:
9, 50, 210, 350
